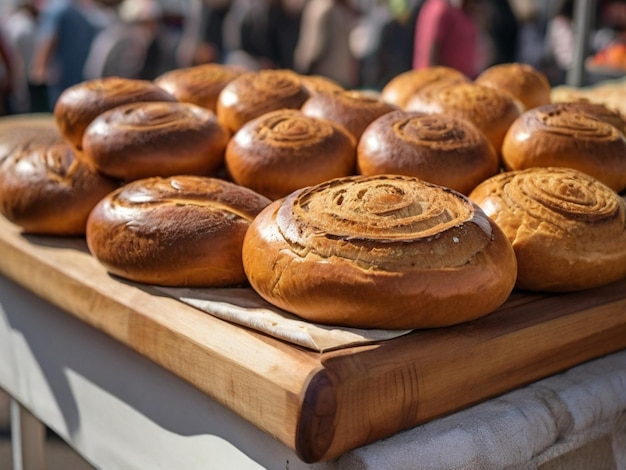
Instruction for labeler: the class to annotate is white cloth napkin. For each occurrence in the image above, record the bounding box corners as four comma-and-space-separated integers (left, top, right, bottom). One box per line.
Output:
155, 286, 412, 352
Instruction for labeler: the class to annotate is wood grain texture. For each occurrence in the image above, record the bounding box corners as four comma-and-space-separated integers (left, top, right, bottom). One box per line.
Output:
0, 215, 625, 463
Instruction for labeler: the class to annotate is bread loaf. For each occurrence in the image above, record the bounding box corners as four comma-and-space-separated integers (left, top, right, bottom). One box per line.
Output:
469, 167, 626, 292
54, 77, 176, 150
0, 124, 118, 235
501, 103, 626, 192
225, 109, 356, 200
242, 174, 517, 329
82, 101, 230, 181
86, 175, 271, 287
475, 62, 551, 111
357, 110, 499, 194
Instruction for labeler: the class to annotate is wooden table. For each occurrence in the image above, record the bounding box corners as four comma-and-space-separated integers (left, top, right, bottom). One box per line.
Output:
0, 210, 626, 468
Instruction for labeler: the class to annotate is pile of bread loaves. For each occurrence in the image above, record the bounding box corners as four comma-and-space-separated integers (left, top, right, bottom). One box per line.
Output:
1, 62, 625, 330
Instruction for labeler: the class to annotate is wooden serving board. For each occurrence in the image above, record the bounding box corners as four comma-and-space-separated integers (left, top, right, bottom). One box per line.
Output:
0, 215, 625, 463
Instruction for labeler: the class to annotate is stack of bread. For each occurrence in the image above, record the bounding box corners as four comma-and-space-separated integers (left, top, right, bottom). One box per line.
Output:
0, 61, 624, 331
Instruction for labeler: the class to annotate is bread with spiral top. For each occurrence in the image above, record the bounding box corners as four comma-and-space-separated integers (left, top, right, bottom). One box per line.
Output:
501, 103, 626, 192
216, 69, 310, 133
0, 123, 118, 235
242, 174, 517, 329
154, 63, 245, 112
475, 62, 551, 111
405, 82, 521, 157
357, 110, 499, 194
469, 167, 626, 292
54, 77, 176, 151
381, 66, 470, 108
301, 89, 398, 139
225, 109, 356, 200
86, 176, 271, 287
82, 101, 230, 181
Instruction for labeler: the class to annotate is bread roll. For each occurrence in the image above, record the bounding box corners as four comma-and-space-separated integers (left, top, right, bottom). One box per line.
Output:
475, 62, 551, 111
549, 100, 626, 135
243, 174, 517, 329
0, 124, 118, 235
54, 77, 176, 150
299, 74, 345, 95
405, 82, 521, 157
469, 167, 626, 292
86, 175, 271, 287
381, 66, 470, 108
154, 63, 245, 112
357, 110, 499, 194
301, 89, 398, 139
501, 103, 626, 192
225, 109, 356, 200
216, 69, 310, 133
82, 101, 230, 181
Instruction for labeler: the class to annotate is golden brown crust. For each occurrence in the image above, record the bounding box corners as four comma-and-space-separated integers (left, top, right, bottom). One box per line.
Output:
242, 174, 517, 329
501, 104, 626, 192
54, 77, 176, 150
216, 69, 310, 133
0, 125, 119, 235
154, 63, 245, 112
301, 89, 398, 139
549, 100, 626, 135
381, 66, 470, 108
405, 82, 521, 157
225, 109, 356, 200
357, 110, 499, 194
475, 62, 551, 111
469, 167, 626, 292
82, 101, 230, 181
86, 176, 271, 287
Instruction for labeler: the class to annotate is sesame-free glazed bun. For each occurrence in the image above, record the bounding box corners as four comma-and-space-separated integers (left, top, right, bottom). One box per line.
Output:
405, 82, 521, 158
301, 89, 398, 139
0, 123, 118, 235
86, 176, 271, 287
501, 103, 626, 192
82, 101, 230, 181
54, 77, 176, 150
475, 62, 551, 111
469, 167, 626, 292
242, 174, 517, 329
381, 66, 470, 108
357, 110, 499, 194
225, 109, 356, 200
216, 69, 310, 133
154, 63, 245, 112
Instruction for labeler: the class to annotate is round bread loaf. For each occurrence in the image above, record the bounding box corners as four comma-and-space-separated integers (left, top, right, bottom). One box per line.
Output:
82, 101, 230, 181
54, 77, 176, 151
475, 62, 551, 111
154, 63, 245, 112
381, 66, 470, 108
549, 100, 626, 135
86, 175, 271, 287
405, 82, 521, 157
469, 167, 626, 292
501, 103, 626, 192
357, 110, 499, 194
242, 174, 517, 329
216, 69, 310, 133
301, 89, 398, 139
225, 109, 356, 200
299, 74, 345, 95
0, 123, 119, 235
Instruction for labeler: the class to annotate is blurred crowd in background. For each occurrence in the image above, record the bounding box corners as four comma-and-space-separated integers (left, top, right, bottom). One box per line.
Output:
0, 0, 625, 117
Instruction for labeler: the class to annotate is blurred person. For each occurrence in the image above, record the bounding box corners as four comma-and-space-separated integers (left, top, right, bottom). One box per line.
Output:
481, 0, 519, 66
30, 0, 117, 111
1, 0, 47, 113
0, 30, 14, 115
177, 0, 231, 67
412, 0, 482, 78
83, 0, 165, 80
294, 0, 360, 88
